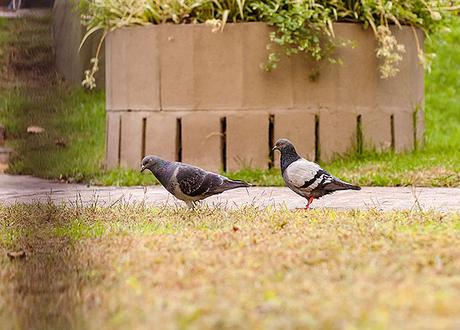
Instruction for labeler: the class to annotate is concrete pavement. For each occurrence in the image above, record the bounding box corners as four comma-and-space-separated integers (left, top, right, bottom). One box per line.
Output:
0, 175, 459, 211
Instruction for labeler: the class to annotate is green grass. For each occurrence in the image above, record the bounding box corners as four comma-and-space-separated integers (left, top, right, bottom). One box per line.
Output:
0, 16, 459, 187
0, 204, 459, 328
5, 88, 105, 179
0, 16, 151, 185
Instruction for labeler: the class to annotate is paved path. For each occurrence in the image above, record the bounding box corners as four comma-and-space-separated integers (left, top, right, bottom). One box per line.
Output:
0, 175, 459, 211
0, 8, 50, 18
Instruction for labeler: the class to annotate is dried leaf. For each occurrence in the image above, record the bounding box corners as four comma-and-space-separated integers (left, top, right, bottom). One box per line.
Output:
27, 126, 45, 134
55, 138, 67, 147
7, 250, 26, 260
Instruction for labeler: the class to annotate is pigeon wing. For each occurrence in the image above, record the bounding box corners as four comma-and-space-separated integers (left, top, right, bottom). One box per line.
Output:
284, 159, 325, 190
176, 165, 224, 197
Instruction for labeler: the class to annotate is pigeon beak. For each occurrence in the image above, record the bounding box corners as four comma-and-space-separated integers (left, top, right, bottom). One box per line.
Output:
272, 146, 278, 151
140, 165, 146, 173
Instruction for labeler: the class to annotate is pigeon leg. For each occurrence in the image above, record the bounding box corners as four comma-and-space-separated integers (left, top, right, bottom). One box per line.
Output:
305, 196, 314, 210
185, 201, 195, 210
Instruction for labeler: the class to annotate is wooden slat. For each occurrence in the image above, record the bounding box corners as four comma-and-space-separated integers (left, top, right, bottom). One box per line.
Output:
319, 111, 356, 162
362, 112, 392, 151
193, 25, 243, 110
145, 113, 177, 161
120, 112, 144, 169
159, 25, 194, 110
107, 27, 160, 111
182, 113, 222, 172
105, 112, 120, 169
415, 108, 425, 148
226, 113, 269, 171
394, 112, 414, 153
242, 24, 293, 110
274, 111, 315, 167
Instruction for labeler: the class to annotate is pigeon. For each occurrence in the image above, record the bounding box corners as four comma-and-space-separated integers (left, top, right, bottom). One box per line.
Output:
141, 155, 251, 208
272, 139, 361, 209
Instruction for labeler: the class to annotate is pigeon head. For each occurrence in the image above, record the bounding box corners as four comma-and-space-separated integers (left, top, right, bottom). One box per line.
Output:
141, 155, 167, 173
272, 139, 297, 155
273, 139, 301, 173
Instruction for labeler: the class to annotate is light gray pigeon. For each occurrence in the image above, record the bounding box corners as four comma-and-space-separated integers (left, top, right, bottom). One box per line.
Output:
273, 139, 361, 209
141, 155, 251, 208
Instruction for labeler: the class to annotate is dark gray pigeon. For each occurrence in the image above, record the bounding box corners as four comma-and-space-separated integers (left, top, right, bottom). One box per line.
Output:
141, 155, 251, 208
273, 139, 360, 209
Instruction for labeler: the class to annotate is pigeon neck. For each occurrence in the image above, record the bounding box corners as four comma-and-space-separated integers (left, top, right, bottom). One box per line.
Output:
147, 159, 169, 175
280, 149, 301, 173
148, 163, 171, 185
148, 161, 163, 172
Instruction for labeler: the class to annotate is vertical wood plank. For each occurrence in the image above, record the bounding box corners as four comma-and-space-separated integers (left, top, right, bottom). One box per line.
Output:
193, 25, 243, 109
107, 26, 161, 111
120, 112, 144, 169
105, 112, 120, 169
274, 111, 316, 167
226, 113, 269, 171
182, 113, 222, 172
319, 111, 356, 162
415, 108, 425, 149
362, 112, 392, 151
145, 113, 178, 161
394, 112, 415, 153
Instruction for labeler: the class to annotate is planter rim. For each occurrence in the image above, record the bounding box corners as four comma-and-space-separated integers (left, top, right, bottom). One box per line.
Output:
111, 21, 417, 32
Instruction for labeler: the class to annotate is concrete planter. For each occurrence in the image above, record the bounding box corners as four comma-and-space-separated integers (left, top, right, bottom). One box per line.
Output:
105, 22, 424, 171
52, 0, 105, 86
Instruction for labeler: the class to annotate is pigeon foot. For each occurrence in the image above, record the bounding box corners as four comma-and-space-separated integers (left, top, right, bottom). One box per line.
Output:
305, 196, 314, 210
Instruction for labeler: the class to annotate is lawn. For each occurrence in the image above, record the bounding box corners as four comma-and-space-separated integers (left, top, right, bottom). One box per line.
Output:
0, 15, 459, 187
0, 15, 153, 186
0, 204, 459, 328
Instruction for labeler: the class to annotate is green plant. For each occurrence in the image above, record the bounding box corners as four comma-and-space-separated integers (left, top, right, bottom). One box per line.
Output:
79, 0, 459, 88
251, 0, 337, 71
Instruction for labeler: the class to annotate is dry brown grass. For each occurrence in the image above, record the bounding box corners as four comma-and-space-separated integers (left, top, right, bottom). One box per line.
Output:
0, 204, 459, 329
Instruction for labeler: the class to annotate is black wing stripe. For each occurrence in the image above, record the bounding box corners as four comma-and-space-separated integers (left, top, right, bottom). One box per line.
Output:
300, 169, 328, 188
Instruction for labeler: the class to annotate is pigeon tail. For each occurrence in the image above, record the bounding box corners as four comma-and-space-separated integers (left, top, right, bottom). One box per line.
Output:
223, 179, 252, 190
338, 182, 361, 190
325, 178, 361, 191
346, 183, 361, 190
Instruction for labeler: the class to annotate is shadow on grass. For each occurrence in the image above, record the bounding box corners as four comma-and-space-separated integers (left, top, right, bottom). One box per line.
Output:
0, 16, 88, 327
0, 203, 86, 329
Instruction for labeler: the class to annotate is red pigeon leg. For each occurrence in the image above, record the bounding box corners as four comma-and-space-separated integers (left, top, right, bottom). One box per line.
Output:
305, 196, 314, 210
